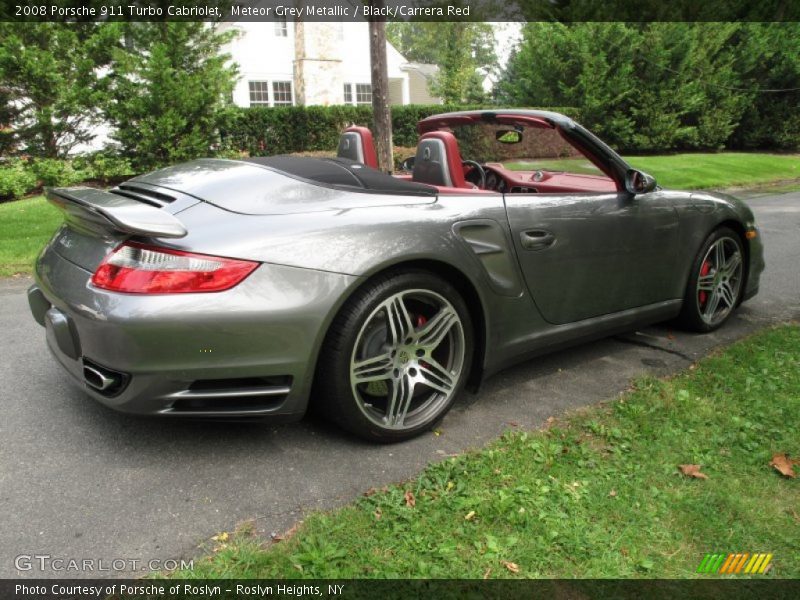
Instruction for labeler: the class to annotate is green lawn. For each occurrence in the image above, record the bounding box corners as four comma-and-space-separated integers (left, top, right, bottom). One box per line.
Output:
172, 325, 800, 579
1, 152, 799, 278
506, 152, 800, 190
0, 195, 60, 277
627, 153, 800, 190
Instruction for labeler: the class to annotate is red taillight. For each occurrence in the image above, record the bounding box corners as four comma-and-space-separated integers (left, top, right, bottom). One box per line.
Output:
91, 242, 259, 294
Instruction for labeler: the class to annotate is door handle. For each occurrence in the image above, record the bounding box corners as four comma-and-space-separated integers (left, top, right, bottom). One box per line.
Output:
520, 229, 556, 250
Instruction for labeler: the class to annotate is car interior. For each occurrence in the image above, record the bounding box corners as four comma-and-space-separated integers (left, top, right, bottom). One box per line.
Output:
336, 117, 619, 195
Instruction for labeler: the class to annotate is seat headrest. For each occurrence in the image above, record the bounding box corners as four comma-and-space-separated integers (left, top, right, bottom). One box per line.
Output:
411, 131, 466, 188
336, 126, 378, 169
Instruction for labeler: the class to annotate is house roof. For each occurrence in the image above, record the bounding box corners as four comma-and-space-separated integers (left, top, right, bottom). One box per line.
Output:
400, 63, 439, 80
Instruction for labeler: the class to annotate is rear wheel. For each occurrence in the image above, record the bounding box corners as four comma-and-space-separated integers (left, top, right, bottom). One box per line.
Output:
316, 271, 473, 442
678, 227, 745, 332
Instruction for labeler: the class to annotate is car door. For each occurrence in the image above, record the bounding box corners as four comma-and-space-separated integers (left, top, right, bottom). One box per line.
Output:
504, 190, 680, 325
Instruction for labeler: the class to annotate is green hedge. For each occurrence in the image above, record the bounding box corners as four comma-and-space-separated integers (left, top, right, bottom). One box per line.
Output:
219, 104, 582, 156
0, 153, 135, 202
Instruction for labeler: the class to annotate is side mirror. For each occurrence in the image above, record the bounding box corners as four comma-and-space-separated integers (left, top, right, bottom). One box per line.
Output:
400, 156, 415, 172
625, 169, 657, 195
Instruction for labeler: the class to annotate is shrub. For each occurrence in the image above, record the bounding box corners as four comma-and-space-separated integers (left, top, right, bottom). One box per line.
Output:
0, 159, 37, 201
73, 152, 135, 183
29, 158, 90, 187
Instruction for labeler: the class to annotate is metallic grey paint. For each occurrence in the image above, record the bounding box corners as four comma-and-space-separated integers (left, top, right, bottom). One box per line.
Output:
29, 110, 764, 420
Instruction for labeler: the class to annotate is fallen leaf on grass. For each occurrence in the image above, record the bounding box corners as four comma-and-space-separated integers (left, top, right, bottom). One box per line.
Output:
404, 490, 416, 507
464, 510, 476, 521
483, 567, 492, 579
609, 489, 617, 497
271, 522, 301, 543
374, 509, 382, 520
769, 453, 797, 478
507, 420, 519, 427
501, 560, 520, 573
678, 464, 709, 479
211, 531, 229, 542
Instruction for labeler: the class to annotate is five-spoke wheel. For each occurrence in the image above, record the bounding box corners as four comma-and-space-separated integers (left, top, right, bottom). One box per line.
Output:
317, 271, 472, 442
350, 290, 465, 430
679, 227, 745, 332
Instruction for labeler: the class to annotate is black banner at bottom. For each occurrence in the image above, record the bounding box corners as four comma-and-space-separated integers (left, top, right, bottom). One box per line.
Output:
3, 579, 800, 600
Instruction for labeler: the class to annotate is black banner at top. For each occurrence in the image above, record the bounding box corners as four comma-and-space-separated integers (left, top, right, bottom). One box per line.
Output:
2, 0, 800, 22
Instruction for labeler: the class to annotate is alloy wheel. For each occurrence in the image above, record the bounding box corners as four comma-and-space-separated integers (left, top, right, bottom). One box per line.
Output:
349, 289, 466, 430
696, 237, 743, 327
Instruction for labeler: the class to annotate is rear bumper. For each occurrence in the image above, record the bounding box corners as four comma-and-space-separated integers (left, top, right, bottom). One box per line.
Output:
31, 247, 358, 418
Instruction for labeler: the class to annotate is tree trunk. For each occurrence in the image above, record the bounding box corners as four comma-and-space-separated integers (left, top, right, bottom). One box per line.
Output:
368, 6, 393, 172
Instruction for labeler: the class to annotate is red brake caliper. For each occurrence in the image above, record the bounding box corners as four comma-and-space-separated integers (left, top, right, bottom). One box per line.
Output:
698, 260, 711, 306
415, 315, 430, 368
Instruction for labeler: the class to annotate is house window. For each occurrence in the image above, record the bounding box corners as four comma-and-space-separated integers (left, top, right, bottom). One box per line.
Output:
272, 81, 293, 106
355, 83, 372, 105
343, 83, 352, 104
274, 19, 287, 37
248, 81, 269, 107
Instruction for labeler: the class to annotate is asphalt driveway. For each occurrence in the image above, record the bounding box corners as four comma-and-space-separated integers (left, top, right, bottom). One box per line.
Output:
1, 192, 798, 579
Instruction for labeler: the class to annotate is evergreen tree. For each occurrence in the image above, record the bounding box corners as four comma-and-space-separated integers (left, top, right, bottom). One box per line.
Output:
496, 23, 762, 152
103, 22, 238, 170
0, 23, 114, 157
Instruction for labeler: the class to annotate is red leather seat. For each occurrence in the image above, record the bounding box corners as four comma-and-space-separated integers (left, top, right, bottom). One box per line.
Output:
411, 131, 468, 188
336, 126, 379, 169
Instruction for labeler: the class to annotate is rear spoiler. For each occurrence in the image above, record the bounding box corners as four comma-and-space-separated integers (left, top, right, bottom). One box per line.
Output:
46, 187, 187, 239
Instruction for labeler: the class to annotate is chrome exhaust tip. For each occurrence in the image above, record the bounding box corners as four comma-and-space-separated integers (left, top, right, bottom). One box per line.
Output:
83, 365, 117, 391
82, 359, 128, 397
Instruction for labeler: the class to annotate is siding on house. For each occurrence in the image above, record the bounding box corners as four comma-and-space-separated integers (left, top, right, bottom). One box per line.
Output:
222, 21, 441, 108
406, 68, 442, 105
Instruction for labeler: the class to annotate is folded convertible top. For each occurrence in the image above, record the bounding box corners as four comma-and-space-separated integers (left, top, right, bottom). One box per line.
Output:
243, 156, 438, 197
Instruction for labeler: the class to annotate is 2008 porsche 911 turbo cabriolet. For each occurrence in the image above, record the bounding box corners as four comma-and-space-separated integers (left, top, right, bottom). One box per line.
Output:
28, 110, 764, 442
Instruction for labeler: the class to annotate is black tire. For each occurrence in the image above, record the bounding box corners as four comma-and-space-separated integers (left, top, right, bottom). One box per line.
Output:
315, 270, 474, 443
677, 227, 745, 333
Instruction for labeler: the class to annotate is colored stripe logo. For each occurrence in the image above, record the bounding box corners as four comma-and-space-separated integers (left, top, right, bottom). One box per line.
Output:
697, 553, 773, 574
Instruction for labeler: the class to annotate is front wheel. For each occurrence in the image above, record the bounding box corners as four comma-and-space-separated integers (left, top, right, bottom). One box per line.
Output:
678, 227, 745, 332
316, 271, 473, 442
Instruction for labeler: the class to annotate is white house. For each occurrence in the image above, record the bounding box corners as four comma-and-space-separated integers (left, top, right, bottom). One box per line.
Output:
220, 20, 442, 108
75, 21, 441, 153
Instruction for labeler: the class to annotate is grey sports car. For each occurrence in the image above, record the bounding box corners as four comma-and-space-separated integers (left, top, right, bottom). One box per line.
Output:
28, 110, 764, 442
